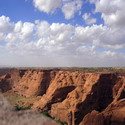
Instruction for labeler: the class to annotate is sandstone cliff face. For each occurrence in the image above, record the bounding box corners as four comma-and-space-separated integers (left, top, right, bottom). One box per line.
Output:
0, 69, 57, 97
14, 70, 57, 97
0, 68, 125, 125
80, 78, 125, 125
0, 70, 23, 92
33, 72, 124, 125
80, 99, 125, 125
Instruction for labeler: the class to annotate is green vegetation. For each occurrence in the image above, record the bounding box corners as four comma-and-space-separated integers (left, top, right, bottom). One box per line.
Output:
68, 67, 125, 73
55, 119, 68, 125
3, 92, 40, 108
42, 110, 51, 117
3, 93, 68, 125
41, 110, 68, 125
15, 105, 31, 111
1, 67, 125, 73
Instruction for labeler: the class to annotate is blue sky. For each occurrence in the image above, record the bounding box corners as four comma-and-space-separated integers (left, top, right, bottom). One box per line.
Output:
0, 0, 125, 67
0, 0, 103, 25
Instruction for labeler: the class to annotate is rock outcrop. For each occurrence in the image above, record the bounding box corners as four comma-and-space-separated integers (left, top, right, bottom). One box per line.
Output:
0, 68, 125, 125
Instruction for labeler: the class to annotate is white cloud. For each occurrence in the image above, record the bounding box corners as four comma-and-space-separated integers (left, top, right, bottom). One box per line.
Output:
0, 16, 14, 33
20, 22, 35, 41
0, 0, 125, 67
0, 33, 5, 41
94, 0, 125, 28
33, 0, 62, 13
14, 21, 23, 32
33, 0, 83, 19
0, 15, 125, 67
89, 0, 97, 4
82, 13, 97, 25
0, 16, 125, 51
62, 0, 83, 19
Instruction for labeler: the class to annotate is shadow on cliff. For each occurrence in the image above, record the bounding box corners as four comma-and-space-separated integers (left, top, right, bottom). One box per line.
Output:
74, 73, 119, 125
0, 70, 27, 93
38, 70, 55, 96
0, 73, 13, 92
44, 86, 76, 110
51, 86, 76, 103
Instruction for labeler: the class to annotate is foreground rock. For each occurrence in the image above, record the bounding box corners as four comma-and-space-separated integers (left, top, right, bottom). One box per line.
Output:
0, 93, 58, 125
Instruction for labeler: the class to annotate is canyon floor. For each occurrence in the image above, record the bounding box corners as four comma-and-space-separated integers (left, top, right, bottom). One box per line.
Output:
0, 67, 125, 125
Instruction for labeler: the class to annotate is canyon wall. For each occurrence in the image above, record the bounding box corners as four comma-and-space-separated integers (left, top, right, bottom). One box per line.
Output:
0, 68, 125, 125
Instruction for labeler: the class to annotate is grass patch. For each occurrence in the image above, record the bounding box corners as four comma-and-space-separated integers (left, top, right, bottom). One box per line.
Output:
3, 92, 40, 108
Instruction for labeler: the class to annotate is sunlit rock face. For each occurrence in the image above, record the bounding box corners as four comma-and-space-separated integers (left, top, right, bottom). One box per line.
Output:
0, 68, 125, 125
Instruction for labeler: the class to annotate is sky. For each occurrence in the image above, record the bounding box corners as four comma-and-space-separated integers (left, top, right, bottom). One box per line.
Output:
0, 0, 125, 67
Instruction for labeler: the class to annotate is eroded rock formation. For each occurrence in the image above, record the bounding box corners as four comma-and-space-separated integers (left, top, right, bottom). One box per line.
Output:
80, 99, 125, 125
0, 69, 58, 97
0, 68, 125, 125
80, 78, 125, 125
13, 70, 57, 97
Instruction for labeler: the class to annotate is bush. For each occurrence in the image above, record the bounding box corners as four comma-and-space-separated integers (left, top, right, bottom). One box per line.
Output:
41, 110, 68, 125
42, 110, 51, 118
55, 119, 68, 125
15, 105, 31, 111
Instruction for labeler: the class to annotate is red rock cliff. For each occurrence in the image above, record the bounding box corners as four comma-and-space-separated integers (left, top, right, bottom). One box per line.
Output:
0, 68, 125, 125
32, 72, 125, 125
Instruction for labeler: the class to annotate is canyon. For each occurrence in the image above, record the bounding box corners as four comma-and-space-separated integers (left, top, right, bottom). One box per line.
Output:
0, 68, 125, 125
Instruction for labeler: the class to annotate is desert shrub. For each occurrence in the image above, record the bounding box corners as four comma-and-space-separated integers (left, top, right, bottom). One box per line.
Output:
41, 110, 68, 125
41, 110, 51, 118
15, 105, 31, 111
55, 119, 68, 125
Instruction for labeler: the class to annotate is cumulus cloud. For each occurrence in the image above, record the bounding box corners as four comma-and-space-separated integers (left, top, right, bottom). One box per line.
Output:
0, 15, 125, 67
33, 0, 62, 13
62, 0, 83, 19
0, 16, 125, 50
0, 16, 14, 33
20, 22, 35, 41
94, 0, 125, 28
0, 0, 125, 67
33, 0, 83, 19
82, 13, 97, 25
